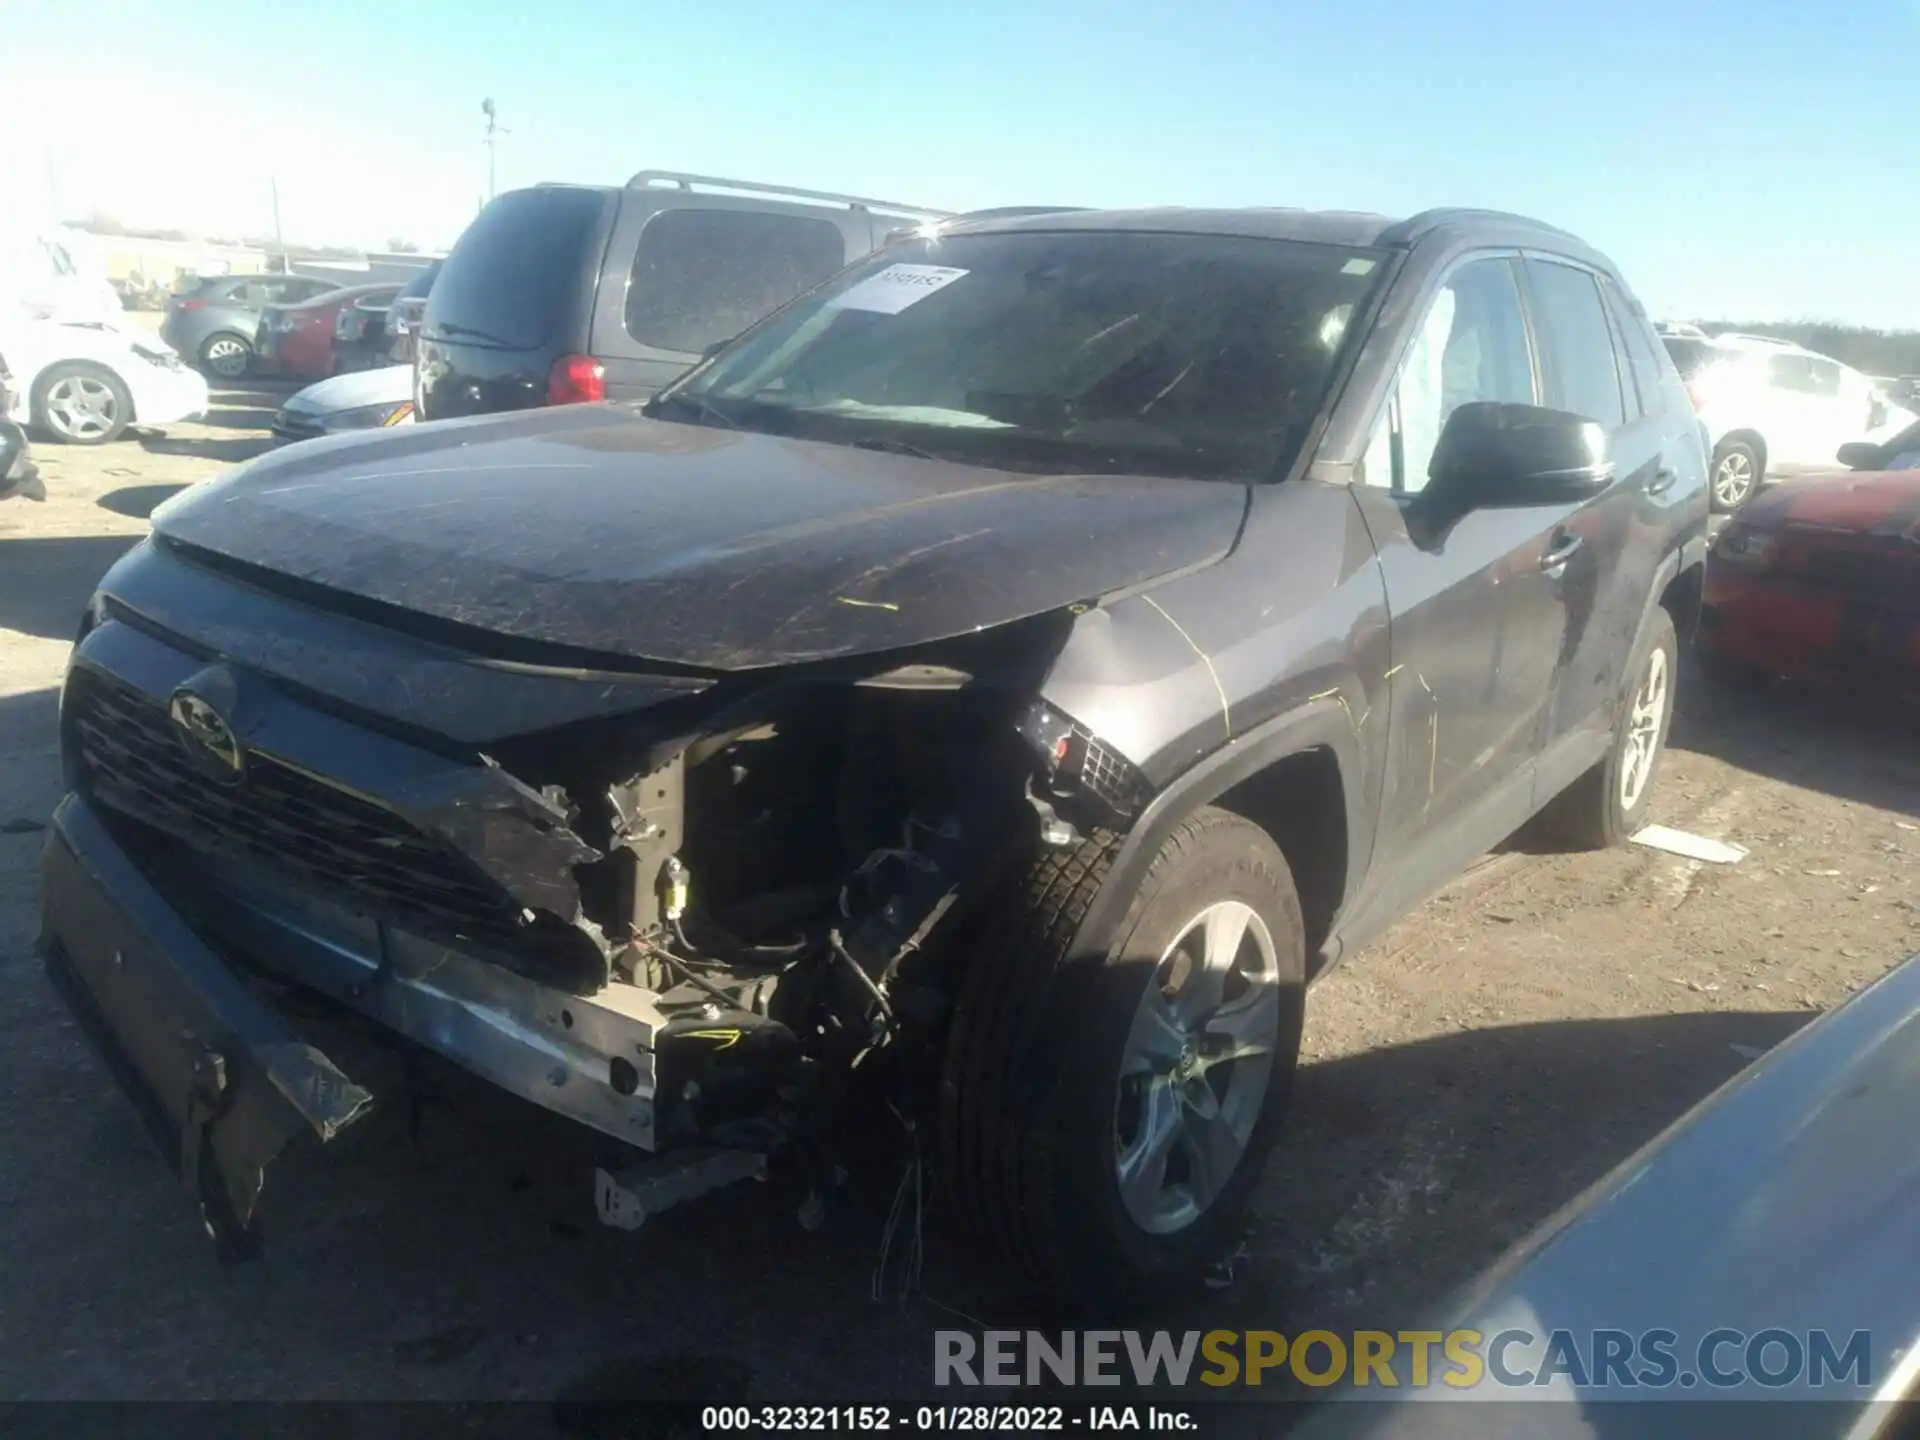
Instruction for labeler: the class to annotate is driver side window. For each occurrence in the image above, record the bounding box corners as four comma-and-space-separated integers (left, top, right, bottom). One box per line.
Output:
1361, 257, 1537, 495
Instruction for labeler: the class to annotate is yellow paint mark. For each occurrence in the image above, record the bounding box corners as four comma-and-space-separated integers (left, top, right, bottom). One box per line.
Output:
1383, 664, 1404, 680
1144, 595, 1232, 740
684, 1028, 743, 1050
836, 596, 901, 612
1307, 686, 1364, 737
1427, 711, 1439, 798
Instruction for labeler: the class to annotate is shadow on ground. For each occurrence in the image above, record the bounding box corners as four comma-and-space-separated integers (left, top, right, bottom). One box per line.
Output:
1671, 653, 1920, 817
95, 484, 189, 520
0, 534, 140, 640
205, 405, 278, 430
0, 941, 1817, 1411
137, 433, 275, 464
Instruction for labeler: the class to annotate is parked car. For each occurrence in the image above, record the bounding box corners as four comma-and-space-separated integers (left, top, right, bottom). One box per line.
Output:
1295, 948, 1920, 1437
160, 273, 342, 379
269, 364, 414, 444
1659, 333, 1918, 512
41, 204, 1708, 1311
330, 293, 393, 373
0, 355, 46, 501
413, 170, 950, 421
0, 311, 209, 445
256, 283, 403, 381
1699, 423, 1920, 690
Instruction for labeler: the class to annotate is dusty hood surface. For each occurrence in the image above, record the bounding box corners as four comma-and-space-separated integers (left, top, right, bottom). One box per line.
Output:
152, 405, 1246, 670
1751, 469, 1920, 537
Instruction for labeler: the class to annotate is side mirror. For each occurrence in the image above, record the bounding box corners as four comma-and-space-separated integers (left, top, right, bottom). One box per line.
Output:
1428, 402, 1614, 508
1835, 441, 1882, 470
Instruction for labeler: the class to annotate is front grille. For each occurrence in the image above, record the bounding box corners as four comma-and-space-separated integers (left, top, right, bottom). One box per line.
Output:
1070, 733, 1147, 820
68, 667, 531, 950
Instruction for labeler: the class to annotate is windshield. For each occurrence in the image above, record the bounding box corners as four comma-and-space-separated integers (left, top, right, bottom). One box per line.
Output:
658, 230, 1387, 481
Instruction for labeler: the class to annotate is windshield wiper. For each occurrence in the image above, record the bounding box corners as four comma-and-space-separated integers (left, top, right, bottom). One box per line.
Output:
850, 436, 940, 461
423, 320, 520, 347
649, 392, 738, 430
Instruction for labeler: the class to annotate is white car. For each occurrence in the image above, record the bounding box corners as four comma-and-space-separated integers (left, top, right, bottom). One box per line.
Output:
268, 364, 415, 445
0, 311, 210, 446
1660, 331, 1919, 511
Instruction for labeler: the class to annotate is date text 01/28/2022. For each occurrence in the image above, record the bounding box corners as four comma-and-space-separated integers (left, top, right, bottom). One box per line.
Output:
700, 1405, 1199, 1431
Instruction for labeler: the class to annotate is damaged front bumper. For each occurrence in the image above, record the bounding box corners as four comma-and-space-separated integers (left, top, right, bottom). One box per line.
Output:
39, 794, 668, 1252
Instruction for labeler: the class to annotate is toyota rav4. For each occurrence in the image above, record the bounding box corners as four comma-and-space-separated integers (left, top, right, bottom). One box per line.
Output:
41, 205, 1708, 1312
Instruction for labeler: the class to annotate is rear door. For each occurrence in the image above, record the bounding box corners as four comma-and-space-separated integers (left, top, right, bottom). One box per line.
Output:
1760, 354, 1832, 473
591, 196, 869, 401
1519, 257, 1652, 799
414, 186, 615, 420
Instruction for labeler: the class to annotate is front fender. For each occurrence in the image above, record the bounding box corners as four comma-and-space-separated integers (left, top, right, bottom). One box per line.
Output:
1064, 695, 1367, 975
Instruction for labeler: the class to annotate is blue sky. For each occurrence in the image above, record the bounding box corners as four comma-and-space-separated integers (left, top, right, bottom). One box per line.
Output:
2, 0, 1912, 325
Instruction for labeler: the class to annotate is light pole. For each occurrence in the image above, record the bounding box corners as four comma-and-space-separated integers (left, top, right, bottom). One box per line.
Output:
481, 98, 507, 202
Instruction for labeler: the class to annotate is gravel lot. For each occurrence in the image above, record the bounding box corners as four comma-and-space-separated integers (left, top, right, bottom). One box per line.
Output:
1, 376, 1915, 1418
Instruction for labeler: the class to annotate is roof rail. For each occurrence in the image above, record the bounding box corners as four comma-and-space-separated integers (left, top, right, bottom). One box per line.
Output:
950, 205, 1091, 221
626, 170, 952, 221
1382, 206, 1582, 245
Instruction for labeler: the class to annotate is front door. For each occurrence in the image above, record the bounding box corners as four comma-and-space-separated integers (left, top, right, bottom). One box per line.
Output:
1348, 254, 1569, 897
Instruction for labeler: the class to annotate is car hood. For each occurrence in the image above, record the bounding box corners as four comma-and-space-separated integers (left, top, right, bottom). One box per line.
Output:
150, 405, 1248, 671
283, 365, 412, 415
1748, 469, 1920, 538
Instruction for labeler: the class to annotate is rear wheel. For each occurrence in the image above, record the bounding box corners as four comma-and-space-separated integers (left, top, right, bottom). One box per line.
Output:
1709, 438, 1760, 512
939, 807, 1306, 1313
199, 333, 252, 379
33, 363, 133, 445
1541, 608, 1678, 849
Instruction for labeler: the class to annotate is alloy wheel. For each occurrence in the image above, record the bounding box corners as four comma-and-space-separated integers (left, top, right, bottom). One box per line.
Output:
1620, 645, 1670, 812
203, 337, 250, 378
1713, 452, 1755, 508
43, 374, 121, 441
1114, 899, 1281, 1235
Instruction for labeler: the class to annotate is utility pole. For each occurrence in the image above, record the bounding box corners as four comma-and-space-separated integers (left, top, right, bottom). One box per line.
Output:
270, 177, 287, 272
481, 97, 506, 202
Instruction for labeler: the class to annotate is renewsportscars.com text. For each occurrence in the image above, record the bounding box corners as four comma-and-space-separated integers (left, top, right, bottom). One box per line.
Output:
934, 1329, 1875, 1391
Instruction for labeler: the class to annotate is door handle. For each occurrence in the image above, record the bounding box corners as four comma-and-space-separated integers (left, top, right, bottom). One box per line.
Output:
1646, 468, 1677, 496
1539, 533, 1584, 575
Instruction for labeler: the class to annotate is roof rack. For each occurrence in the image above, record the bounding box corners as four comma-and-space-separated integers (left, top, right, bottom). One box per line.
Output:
626, 170, 952, 221
1382, 207, 1583, 245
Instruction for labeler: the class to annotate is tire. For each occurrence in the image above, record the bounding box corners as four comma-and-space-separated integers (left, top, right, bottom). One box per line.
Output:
939, 807, 1307, 1313
199, 333, 253, 379
1541, 607, 1679, 849
1709, 438, 1761, 513
32, 362, 133, 446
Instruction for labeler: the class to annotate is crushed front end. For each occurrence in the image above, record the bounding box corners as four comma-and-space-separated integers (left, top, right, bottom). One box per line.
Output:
40, 538, 1143, 1252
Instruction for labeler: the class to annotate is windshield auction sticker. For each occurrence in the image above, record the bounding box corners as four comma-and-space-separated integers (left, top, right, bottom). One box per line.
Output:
828, 264, 969, 315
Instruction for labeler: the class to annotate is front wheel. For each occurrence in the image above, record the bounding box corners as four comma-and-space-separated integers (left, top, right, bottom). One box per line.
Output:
32, 363, 133, 445
939, 807, 1306, 1313
1541, 608, 1679, 849
1709, 439, 1761, 512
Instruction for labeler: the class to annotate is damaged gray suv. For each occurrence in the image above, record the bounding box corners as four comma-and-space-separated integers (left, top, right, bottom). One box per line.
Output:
41, 206, 1709, 1312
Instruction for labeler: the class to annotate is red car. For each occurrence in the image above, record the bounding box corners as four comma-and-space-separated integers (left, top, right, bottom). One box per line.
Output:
1700, 421, 1920, 688
255, 283, 402, 381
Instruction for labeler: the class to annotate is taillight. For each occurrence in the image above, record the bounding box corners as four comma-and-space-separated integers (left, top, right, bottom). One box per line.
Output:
176, 298, 208, 312
548, 353, 606, 405
1685, 382, 1706, 412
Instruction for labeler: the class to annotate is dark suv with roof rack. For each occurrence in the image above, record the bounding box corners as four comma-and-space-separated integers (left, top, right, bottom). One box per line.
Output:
43, 202, 1708, 1313
413, 170, 950, 421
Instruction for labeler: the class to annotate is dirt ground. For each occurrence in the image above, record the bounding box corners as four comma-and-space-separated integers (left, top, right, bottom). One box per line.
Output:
0, 379, 1915, 1418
